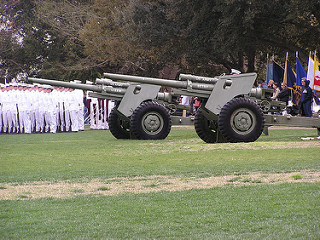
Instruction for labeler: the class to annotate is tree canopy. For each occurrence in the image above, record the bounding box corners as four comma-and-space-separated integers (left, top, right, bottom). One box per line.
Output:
0, 0, 319, 83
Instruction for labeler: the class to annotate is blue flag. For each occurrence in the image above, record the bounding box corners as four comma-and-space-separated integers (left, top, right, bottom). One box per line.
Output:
285, 60, 296, 89
266, 62, 273, 84
287, 60, 300, 105
272, 60, 284, 85
296, 57, 306, 87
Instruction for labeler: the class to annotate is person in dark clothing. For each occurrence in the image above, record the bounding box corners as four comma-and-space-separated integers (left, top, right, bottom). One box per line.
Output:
300, 78, 313, 117
278, 83, 290, 105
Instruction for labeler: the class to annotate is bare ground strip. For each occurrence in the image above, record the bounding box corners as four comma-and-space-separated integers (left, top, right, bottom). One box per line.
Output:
1, 170, 319, 200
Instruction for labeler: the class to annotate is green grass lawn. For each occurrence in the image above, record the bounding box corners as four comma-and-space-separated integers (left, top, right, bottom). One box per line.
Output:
0, 126, 319, 182
0, 126, 319, 239
1, 183, 319, 239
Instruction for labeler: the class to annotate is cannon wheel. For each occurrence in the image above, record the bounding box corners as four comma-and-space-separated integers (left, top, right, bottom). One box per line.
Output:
108, 107, 131, 139
218, 97, 264, 143
194, 109, 218, 143
130, 101, 171, 140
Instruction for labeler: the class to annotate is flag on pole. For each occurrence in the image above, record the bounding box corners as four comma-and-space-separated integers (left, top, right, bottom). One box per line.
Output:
272, 60, 284, 85
266, 62, 273, 84
283, 55, 296, 88
283, 57, 299, 104
266, 54, 273, 84
307, 54, 314, 83
296, 57, 306, 87
307, 53, 320, 106
312, 54, 320, 91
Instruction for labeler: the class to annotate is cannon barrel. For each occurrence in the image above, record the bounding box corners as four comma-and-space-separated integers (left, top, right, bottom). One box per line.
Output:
179, 74, 218, 84
28, 77, 102, 92
104, 73, 215, 91
28, 77, 127, 95
96, 78, 130, 88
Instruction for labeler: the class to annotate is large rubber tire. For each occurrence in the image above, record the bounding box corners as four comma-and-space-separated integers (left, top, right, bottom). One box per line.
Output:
218, 98, 265, 143
108, 107, 131, 139
194, 109, 218, 143
130, 101, 171, 140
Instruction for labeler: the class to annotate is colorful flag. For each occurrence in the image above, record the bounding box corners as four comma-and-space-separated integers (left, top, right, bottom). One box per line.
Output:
296, 57, 306, 87
272, 60, 284, 85
312, 55, 320, 91
307, 54, 320, 106
307, 55, 314, 83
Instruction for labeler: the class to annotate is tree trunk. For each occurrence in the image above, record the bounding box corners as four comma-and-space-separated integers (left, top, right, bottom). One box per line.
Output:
238, 51, 244, 73
247, 50, 255, 73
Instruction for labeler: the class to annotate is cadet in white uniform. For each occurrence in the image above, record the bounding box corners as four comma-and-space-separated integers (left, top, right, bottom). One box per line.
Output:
63, 88, 71, 131
36, 85, 46, 133
11, 84, 20, 133
56, 87, 65, 132
68, 88, 79, 132
32, 85, 40, 132
44, 86, 57, 133
6, 85, 16, 133
0, 84, 4, 133
1, 86, 9, 133
73, 84, 84, 131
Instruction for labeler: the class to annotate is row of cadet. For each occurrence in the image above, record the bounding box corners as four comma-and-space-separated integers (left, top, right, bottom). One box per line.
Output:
0, 82, 85, 134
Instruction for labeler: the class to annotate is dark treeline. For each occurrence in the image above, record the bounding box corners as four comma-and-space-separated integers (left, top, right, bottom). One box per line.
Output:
0, 0, 319, 83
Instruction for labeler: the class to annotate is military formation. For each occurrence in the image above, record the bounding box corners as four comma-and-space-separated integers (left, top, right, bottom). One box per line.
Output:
0, 82, 84, 134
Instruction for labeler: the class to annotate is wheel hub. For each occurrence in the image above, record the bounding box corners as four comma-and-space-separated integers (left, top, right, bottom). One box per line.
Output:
234, 112, 252, 131
144, 115, 160, 131
231, 108, 256, 134
142, 112, 163, 135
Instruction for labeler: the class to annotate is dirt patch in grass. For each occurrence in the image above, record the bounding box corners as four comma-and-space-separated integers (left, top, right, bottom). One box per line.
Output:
1, 170, 319, 200
145, 141, 320, 152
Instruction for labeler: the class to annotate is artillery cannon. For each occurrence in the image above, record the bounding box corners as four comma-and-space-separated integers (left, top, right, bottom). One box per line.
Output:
28, 72, 320, 143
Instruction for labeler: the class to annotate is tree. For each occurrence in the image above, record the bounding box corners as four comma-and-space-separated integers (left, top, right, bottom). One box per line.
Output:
0, 0, 36, 83
1, 0, 319, 82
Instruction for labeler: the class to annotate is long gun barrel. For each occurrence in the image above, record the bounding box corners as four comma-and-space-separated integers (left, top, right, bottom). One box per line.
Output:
28, 77, 126, 95
96, 78, 131, 88
178, 74, 218, 84
103, 73, 215, 91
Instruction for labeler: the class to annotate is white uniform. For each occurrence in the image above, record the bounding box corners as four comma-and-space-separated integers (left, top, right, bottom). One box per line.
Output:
32, 87, 41, 132
0, 87, 4, 133
68, 90, 79, 132
44, 89, 57, 133
51, 89, 60, 132
22, 89, 32, 134
63, 90, 71, 131
36, 88, 46, 132
75, 89, 84, 131
11, 89, 20, 133
55, 89, 65, 131
6, 89, 17, 133
181, 95, 191, 105
88, 92, 98, 129
101, 99, 108, 130
28, 88, 36, 133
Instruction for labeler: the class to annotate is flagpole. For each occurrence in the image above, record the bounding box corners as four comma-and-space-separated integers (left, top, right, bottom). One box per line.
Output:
313, 51, 317, 88
284, 52, 288, 85
266, 53, 269, 82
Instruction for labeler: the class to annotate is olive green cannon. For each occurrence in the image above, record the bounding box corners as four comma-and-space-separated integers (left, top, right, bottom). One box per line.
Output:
28, 72, 320, 143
